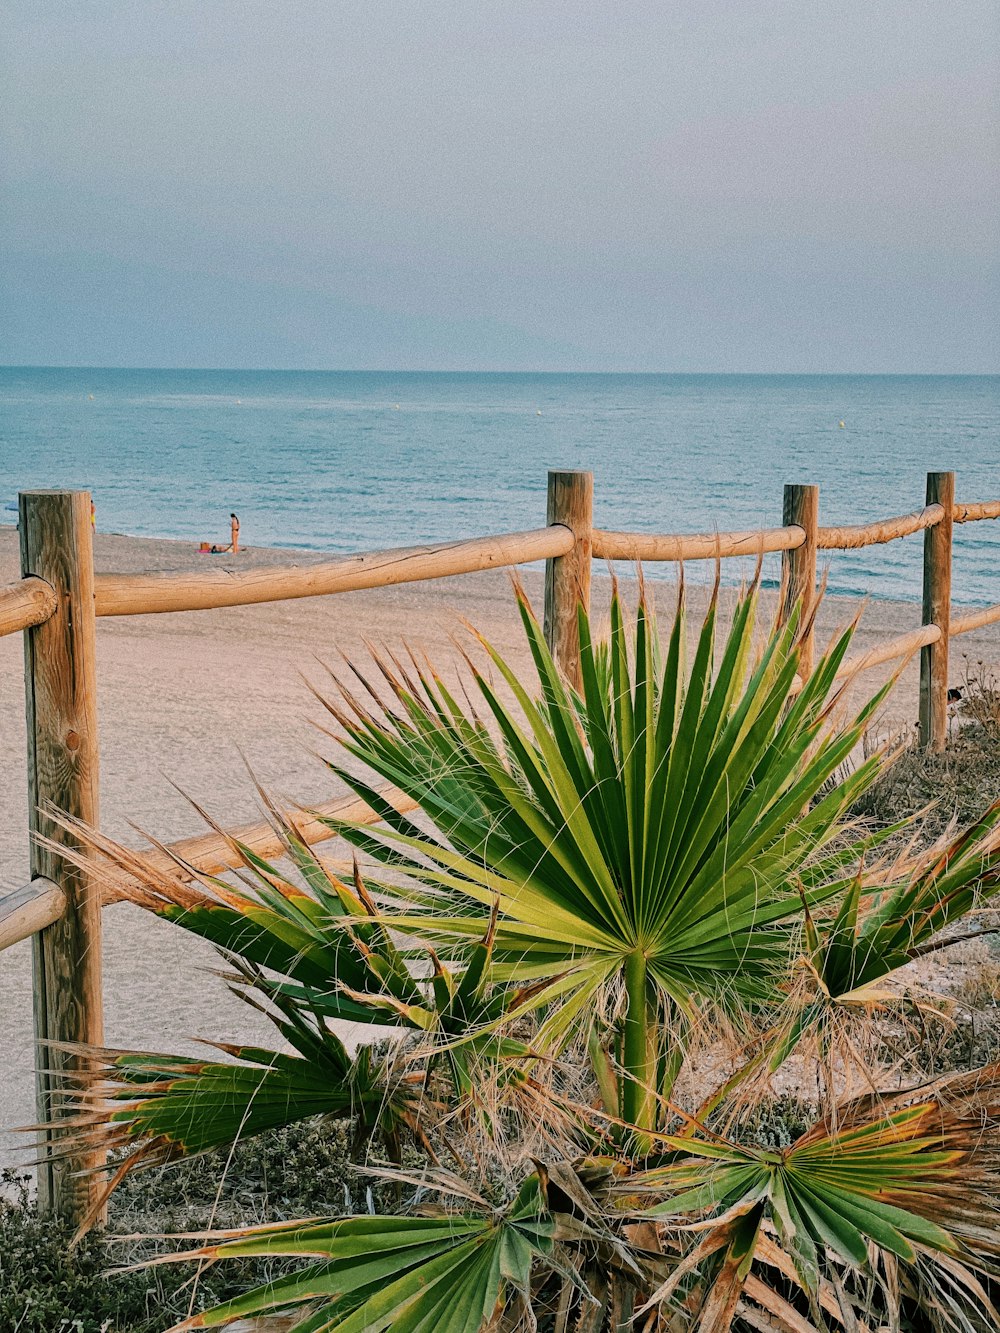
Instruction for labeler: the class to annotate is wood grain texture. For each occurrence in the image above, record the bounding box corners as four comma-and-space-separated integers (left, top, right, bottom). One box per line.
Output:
781, 484, 819, 679
0, 877, 65, 951
19, 490, 105, 1223
544, 470, 593, 691
93, 527, 573, 616
99, 784, 420, 905
0, 576, 59, 637
920, 472, 955, 751
954, 499, 1000, 523
591, 525, 804, 562
952, 602, 1000, 636
816, 504, 944, 550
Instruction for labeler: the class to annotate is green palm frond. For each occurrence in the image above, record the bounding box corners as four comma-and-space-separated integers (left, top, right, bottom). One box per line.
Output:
706, 803, 1000, 1102
817, 798, 1000, 1000
148, 1176, 554, 1333
53, 1036, 418, 1168
72, 811, 507, 1039
632, 1064, 1000, 1327
317, 582, 895, 1129
44, 988, 427, 1225
52, 816, 541, 1183
68, 817, 386, 1010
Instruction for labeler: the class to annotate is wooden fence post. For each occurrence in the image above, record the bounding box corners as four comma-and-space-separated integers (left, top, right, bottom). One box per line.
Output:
781, 483, 819, 677
919, 471, 955, 751
544, 470, 593, 689
19, 490, 105, 1224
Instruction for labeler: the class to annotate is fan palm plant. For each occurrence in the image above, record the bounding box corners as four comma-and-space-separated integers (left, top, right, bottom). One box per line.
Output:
50, 578, 1000, 1331
312, 580, 970, 1138
120, 1064, 1000, 1332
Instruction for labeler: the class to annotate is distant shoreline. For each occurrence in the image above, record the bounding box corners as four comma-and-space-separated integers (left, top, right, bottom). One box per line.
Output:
4, 365, 999, 378
2, 520, 996, 609
4, 370, 997, 604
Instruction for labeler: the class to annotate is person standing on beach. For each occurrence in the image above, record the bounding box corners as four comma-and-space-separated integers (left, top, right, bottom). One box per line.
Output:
230, 512, 240, 553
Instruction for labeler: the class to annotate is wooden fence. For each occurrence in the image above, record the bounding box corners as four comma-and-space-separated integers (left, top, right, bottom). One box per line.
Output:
2, 468, 999, 1226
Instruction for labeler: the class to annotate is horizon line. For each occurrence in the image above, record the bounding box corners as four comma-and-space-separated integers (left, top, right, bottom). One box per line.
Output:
2, 364, 997, 378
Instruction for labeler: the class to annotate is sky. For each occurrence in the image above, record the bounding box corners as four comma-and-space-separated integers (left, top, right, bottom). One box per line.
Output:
2, 1, 998, 373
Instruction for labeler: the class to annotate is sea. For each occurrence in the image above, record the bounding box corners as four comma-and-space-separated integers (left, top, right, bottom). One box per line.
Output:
1, 367, 997, 605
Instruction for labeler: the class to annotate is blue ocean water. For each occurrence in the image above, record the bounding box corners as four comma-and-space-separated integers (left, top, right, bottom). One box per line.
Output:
1, 367, 997, 604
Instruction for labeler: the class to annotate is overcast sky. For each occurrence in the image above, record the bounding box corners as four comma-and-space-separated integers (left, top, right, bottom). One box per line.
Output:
2, 1, 998, 372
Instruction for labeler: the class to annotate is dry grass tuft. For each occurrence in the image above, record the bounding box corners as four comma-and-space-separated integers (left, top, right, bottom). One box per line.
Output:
957, 654, 1000, 730
855, 719, 1000, 839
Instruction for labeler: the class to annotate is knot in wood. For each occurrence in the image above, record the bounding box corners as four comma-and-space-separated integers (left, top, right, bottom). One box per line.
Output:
65, 730, 81, 752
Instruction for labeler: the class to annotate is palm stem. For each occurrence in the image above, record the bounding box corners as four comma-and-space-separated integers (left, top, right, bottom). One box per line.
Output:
622, 949, 657, 1150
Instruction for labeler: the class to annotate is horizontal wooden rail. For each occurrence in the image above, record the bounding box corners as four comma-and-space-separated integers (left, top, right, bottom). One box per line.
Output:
816, 504, 944, 550
788, 623, 941, 697
592, 526, 805, 562
2, 497, 997, 630
837, 623, 942, 679
0, 576, 58, 638
952, 603, 1000, 636
591, 508, 946, 564
591, 496, 1000, 567
0, 877, 65, 951
955, 500, 1000, 523
99, 784, 420, 905
0, 785, 419, 949
93, 527, 574, 616
3, 601, 997, 949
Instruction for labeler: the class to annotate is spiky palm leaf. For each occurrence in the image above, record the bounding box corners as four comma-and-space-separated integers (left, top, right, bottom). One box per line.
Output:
40, 980, 429, 1237
74, 805, 526, 1063
816, 800, 1000, 1000
316, 582, 897, 1132
51, 1012, 423, 1177
70, 814, 425, 1026
45, 580, 1000, 1333
144, 1176, 557, 1333
631, 1063, 1000, 1330
49, 807, 542, 1189
701, 806, 1000, 1112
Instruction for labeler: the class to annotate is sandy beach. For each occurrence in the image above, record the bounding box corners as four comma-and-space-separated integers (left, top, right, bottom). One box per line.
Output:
3, 525, 1000, 1167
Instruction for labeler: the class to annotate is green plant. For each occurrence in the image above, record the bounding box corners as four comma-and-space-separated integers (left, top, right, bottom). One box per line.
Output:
0, 1169, 155, 1333
50, 581, 1000, 1331
319, 583, 906, 1135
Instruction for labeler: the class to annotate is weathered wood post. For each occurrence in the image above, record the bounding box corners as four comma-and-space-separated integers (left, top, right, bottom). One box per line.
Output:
781, 483, 819, 677
544, 470, 593, 689
919, 471, 955, 751
19, 490, 105, 1224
